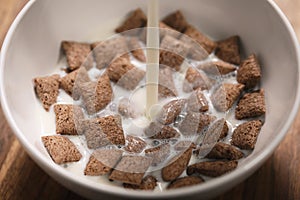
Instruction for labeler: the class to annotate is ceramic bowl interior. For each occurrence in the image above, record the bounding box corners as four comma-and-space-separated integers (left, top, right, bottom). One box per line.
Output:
1, 0, 299, 199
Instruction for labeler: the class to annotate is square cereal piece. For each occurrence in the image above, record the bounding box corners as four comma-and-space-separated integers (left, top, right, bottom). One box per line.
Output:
197, 60, 236, 75
156, 99, 186, 125
158, 67, 178, 99
128, 37, 146, 62
162, 146, 193, 181
124, 135, 147, 153
106, 57, 145, 90
145, 144, 171, 165
81, 73, 113, 115
115, 8, 147, 34
183, 67, 212, 92
123, 175, 157, 190
231, 120, 263, 150
215, 36, 241, 65
34, 74, 60, 111
84, 149, 123, 176
60, 67, 90, 100
235, 89, 266, 119
109, 156, 152, 185
180, 34, 209, 61
83, 115, 125, 149
187, 88, 209, 112
42, 135, 82, 164
205, 142, 244, 160
162, 10, 189, 32
237, 54, 262, 89
92, 36, 129, 69
159, 35, 190, 71
211, 83, 245, 112
179, 112, 215, 135
144, 121, 180, 139
167, 176, 204, 190
62, 41, 93, 71
187, 160, 238, 177
54, 104, 84, 135
183, 25, 217, 54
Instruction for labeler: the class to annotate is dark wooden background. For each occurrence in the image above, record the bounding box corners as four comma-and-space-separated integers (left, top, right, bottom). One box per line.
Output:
0, 0, 299, 199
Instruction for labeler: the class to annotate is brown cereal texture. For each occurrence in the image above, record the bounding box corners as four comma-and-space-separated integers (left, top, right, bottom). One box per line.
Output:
83, 115, 125, 149
179, 112, 215, 135
124, 135, 147, 153
158, 67, 178, 99
211, 83, 245, 112
161, 146, 193, 181
235, 89, 266, 119
109, 156, 152, 185
187, 88, 209, 112
159, 35, 190, 71
34, 74, 60, 111
183, 67, 212, 92
145, 144, 171, 165
42, 135, 82, 164
237, 54, 261, 89
123, 175, 157, 190
54, 104, 84, 135
156, 99, 186, 125
128, 37, 146, 62
206, 142, 244, 160
219, 121, 229, 140
60, 67, 90, 99
81, 73, 113, 114
187, 160, 238, 177
84, 149, 123, 176
167, 176, 204, 189
231, 120, 263, 150
144, 122, 180, 139
62, 41, 93, 71
184, 25, 217, 54
106, 57, 145, 90
162, 10, 189, 32
198, 60, 236, 75
215, 36, 241, 65
115, 8, 147, 33
92, 36, 129, 69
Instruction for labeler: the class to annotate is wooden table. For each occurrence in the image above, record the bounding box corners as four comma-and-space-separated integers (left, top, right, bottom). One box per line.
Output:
0, 1, 300, 199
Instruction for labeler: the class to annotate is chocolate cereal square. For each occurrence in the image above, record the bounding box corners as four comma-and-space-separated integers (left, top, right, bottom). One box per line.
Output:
159, 67, 178, 99
206, 142, 244, 160
144, 122, 179, 139
183, 67, 212, 92
162, 10, 189, 32
156, 99, 186, 125
231, 120, 263, 150
84, 149, 123, 176
62, 41, 93, 71
115, 8, 147, 34
237, 54, 261, 89
124, 135, 147, 153
128, 37, 146, 62
160, 35, 190, 71
60, 67, 90, 99
107, 57, 145, 90
187, 160, 238, 177
215, 36, 241, 65
34, 74, 60, 111
145, 144, 171, 165
183, 25, 217, 54
211, 83, 245, 112
179, 112, 215, 135
187, 88, 209, 112
109, 156, 152, 185
162, 146, 193, 181
235, 89, 266, 119
198, 60, 236, 75
123, 175, 157, 190
92, 36, 129, 69
81, 73, 113, 115
54, 104, 84, 135
42, 135, 82, 164
167, 176, 204, 190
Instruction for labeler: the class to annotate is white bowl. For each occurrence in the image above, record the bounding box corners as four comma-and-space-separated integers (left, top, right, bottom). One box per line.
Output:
1, 0, 300, 199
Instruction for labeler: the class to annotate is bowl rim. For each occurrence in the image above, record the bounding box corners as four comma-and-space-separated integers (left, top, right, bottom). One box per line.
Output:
1, 0, 300, 198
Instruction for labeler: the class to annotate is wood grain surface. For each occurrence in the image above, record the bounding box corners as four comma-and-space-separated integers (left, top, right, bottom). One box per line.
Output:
0, 0, 300, 199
